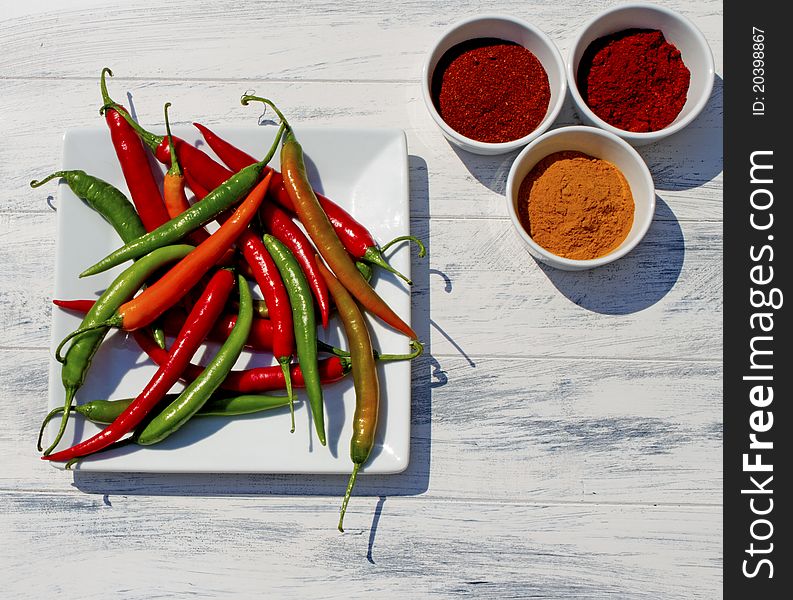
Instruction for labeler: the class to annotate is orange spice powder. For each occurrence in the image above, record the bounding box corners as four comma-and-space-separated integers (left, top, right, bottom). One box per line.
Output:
517, 151, 634, 260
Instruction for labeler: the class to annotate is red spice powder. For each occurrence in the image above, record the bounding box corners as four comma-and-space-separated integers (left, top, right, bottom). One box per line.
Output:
577, 29, 690, 132
431, 38, 551, 143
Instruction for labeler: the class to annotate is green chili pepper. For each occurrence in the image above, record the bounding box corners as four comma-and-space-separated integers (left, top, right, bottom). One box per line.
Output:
38, 393, 292, 449
136, 274, 253, 446
33, 170, 168, 350
262, 234, 325, 446
43, 244, 194, 456
31, 170, 147, 243
79, 124, 285, 278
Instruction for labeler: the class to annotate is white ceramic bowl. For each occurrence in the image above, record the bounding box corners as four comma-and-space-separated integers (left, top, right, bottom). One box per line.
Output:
506, 126, 655, 270
422, 15, 567, 155
567, 3, 714, 146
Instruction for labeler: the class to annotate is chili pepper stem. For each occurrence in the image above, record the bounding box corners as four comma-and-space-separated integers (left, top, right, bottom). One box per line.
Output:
380, 235, 426, 258
240, 95, 289, 128
99, 67, 114, 115
37, 406, 68, 452
365, 236, 426, 286
55, 318, 120, 363
30, 172, 68, 188
377, 339, 424, 361
279, 358, 295, 433
42, 387, 76, 456
338, 462, 361, 532
164, 102, 182, 177
323, 339, 423, 362
101, 97, 162, 152
361, 247, 412, 285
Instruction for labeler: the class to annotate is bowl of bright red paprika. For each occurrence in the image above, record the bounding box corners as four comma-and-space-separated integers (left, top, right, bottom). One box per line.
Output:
567, 3, 714, 146
422, 15, 567, 155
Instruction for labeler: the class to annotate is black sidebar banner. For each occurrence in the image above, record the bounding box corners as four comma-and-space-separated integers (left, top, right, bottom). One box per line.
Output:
724, 1, 790, 597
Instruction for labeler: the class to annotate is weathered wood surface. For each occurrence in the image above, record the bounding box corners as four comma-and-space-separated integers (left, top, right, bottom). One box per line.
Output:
0, 0, 722, 597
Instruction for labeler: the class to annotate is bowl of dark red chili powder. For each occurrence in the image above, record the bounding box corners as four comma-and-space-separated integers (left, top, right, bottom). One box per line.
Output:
568, 3, 714, 146
422, 15, 567, 155
506, 126, 655, 271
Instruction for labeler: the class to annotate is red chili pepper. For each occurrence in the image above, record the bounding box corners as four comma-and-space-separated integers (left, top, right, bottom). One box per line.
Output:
44, 269, 235, 463
99, 68, 170, 232
54, 299, 275, 352
59, 175, 271, 346
133, 331, 349, 392
110, 173, 271, 332
193, 122, 257, 172
184, 172, 296, 408
260, 202, 331, 327
236, 231, 296, 407
194, 122, 419, 283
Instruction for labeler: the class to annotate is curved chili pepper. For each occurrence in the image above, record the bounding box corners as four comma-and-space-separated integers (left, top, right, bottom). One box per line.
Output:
31, 170, 166, 350
79, 126, 282, 278
136, 274, 253, 445
242, 96, 416, 339
162, 102, 192, 218
262, 234, 324, 445
42, 244, 194, 455
60, 174, 271, 347
99, 76, 235, 189
99, 68, 170, 231
162, 103, 210, 246
39, 392, 292, 447
317, 261, 379, 532
44, 269, 235, 463
134, 330, 350, 392
260, 201, 331, 327
31, 170, 146, 244
193, 121, 423, 283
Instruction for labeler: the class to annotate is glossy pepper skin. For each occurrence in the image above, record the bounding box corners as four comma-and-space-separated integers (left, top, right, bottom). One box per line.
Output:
82, 174, 272, 334
38, 393, 292, 448
262, 234, 325, 445
316, 261, 379, 532
277, 124, 417, 339
134, 331, 351, 392
79, 145, 279, 278
136, 274, 254, 445
260, 201, 331, 327
31, 170, 146, 244
53, 299, 276, 352
194, 121, 416, 283
44, 269, 235, 463
99, 68, 170, 231
44, 244, 194, 455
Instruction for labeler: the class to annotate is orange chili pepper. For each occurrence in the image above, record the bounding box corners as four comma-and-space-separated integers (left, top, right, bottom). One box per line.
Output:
55, 173, 272, 359
162, 103, 193, 218
241, 95, 417, 339
119, 172, 272, 331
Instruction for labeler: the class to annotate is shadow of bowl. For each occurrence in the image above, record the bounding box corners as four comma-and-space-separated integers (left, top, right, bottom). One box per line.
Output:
538, 196, 684, 315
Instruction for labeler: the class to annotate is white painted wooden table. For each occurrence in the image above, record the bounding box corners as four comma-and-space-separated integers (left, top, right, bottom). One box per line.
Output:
0, 1, 723, 597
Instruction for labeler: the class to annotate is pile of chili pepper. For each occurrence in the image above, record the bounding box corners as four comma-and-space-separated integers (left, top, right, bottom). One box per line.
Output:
32, 69, 426, 530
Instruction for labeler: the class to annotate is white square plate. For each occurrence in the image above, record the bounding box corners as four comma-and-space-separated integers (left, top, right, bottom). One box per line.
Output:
47, 125, 412, 473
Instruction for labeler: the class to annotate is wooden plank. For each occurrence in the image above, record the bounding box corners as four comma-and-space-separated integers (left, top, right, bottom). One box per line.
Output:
2, 351, 720, 504
0, 213, 722, 362
0, 490, 722, 599
0, 0, 722, 81
2, 78, 722, 221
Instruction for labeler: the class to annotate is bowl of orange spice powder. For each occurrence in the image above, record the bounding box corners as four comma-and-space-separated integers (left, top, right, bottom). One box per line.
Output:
506, 126, 655, 270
